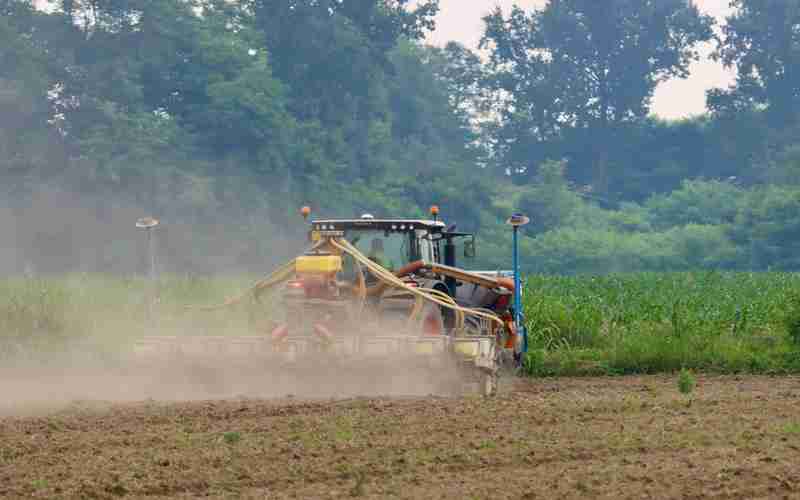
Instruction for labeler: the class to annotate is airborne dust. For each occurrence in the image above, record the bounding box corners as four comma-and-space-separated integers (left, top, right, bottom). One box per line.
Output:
0, 188, 466, 415
0, 352, 465, 416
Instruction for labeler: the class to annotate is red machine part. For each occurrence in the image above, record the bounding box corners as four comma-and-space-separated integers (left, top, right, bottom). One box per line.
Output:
271, 324, 289, 342
502, 313, 517, 349
494, 293, 511, 311
313, 323, 335, 343
423, 311, 444, 336
286, 273, 338, 299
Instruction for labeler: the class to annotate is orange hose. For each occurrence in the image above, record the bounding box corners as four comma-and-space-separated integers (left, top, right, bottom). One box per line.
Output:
497, 277, 515, 292
365, 260, 428, 296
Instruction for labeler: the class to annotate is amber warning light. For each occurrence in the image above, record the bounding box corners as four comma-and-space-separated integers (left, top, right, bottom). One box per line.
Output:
301, 206, 311, 220
430, 205, 439, 221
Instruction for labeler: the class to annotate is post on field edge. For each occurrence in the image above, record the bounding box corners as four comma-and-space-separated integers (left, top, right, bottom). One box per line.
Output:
506, 213, 530, 359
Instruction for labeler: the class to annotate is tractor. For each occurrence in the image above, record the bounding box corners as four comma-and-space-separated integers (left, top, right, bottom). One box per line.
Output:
134, 207, 526, 396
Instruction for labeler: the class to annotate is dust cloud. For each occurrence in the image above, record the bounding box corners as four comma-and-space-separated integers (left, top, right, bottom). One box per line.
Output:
0, 187, 469, 416
0, 348, 469, 416
0, 184, 298, 277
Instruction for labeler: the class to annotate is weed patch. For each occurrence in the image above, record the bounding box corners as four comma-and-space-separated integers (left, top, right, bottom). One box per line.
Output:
222, 431, 242, 445
677, 368, 696, 395
781, 422, 800, 436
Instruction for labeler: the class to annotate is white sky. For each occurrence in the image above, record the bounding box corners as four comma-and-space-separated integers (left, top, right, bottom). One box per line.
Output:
422, 0, 737, 120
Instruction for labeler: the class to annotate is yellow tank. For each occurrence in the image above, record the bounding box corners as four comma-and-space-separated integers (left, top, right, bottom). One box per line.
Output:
295, 255, 342, 274
453, 339, 484, 358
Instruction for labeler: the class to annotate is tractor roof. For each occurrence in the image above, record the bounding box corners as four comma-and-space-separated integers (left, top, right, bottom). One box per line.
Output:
310, 218, 447, 231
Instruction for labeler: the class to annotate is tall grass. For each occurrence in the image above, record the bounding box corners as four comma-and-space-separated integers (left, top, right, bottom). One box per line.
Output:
0, 274, 277, 361
2, 271, 800, 375
522, 272, 800, 376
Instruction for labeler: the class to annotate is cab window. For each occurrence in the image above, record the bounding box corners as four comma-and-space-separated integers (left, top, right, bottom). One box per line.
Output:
343, 229, 412, 272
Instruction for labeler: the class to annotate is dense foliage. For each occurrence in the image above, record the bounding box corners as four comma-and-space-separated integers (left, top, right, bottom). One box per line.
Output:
521, 272, 800, 376
3, 0, 800, 274
481, 0, 714, 192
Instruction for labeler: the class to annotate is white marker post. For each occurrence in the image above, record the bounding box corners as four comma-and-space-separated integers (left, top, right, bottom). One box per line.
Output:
136, 217, 160, 327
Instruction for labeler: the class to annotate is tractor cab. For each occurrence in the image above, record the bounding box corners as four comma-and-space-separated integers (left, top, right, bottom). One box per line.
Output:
308, 213, 476, 277
302, 208, 512, 331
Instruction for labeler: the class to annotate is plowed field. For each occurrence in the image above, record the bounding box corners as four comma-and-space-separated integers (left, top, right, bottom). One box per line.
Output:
1, 375, 799, 499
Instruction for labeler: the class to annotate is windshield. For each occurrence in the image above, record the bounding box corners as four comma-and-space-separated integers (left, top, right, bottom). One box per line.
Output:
344, 229, 412, 271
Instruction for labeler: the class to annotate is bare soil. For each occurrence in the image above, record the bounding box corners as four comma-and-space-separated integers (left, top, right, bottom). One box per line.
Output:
1, 375, 799, 499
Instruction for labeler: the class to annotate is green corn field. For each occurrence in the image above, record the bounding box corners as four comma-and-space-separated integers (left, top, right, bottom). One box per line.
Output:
1, 272, 800, 375
521, 272, 800, 376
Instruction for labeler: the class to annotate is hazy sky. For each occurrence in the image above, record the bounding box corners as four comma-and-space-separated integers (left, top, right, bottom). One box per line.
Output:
422, 0, 737, 120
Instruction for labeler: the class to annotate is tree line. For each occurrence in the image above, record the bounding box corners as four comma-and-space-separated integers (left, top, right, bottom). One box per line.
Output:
2, 0, 800, 274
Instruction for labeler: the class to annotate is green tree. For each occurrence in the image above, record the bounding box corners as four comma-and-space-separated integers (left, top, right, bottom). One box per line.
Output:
424, 42, 488, 131
342, 41, 493, 230
515, 160, 589, 234
481, 0, 714, 194
645, 179, 745, 230
733, 186, 800, 270
248, 0, 440, 184
0, 4, 64, 194
710, 0, 800, 125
